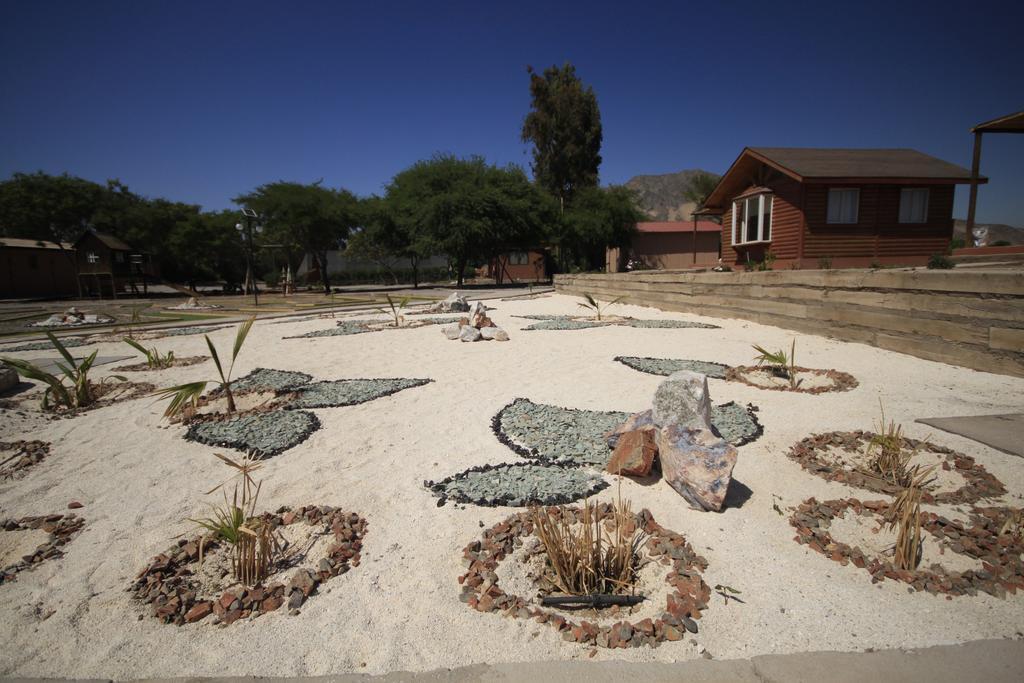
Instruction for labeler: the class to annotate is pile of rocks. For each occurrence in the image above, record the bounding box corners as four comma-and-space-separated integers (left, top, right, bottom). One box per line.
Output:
31, 307, 114, 328
790, 497, 1024, 598
441, 302, 509, 342
604, 371, 738, 512
424, 291, 471, 313
458, 506, 710, 649
0, 440, 51, 480
787, 431, 1006, 505
0, 513, 86, 585
130, 505, 367, 625
167, 297, 221, 310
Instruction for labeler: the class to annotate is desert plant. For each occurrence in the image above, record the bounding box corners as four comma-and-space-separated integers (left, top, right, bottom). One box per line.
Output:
530, 497, 646, 596
752, 340, 798, 387
883, 464, 936, 570
120, 305, 148, 340
190, 452, 276, 586
376, 293, 410, 326
927, 254, 955, 270
864, 401, 930, 488
577, 293, 624, 321
1, 333, 126, 411
152, 317, 254, 419
123, 338, 176, 369
999, 509, 1024, 538
817, 256, 833, 270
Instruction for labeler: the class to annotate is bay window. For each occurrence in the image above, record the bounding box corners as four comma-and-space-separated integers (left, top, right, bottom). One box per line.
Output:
731, 193, 773, 245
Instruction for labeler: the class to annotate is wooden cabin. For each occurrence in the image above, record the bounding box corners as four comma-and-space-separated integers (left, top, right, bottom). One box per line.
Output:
75, 230, 157, 297
701, 148, 984, 269
607, 221, 721, 272
0, 237, 78, 299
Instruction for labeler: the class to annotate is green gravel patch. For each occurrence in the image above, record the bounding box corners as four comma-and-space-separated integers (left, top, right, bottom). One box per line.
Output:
614, 356, 730, 379
1, 337, 91, 352
425, 462, 607, 507
185, 409, 320, 458
282, 378, 432, 409
230, 368, 314, 393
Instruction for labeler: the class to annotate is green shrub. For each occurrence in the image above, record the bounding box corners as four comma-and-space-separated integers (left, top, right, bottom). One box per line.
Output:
927, 254, 955, 270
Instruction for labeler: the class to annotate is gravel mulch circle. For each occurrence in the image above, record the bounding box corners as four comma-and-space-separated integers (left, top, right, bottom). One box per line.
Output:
112, 356, 208, 373
138, 326, 231, 340
281, 378, 433, 410
0, 440, 51, 480
790, 497, 1024, 598
787, 431, 1006, 505
227, 368, 315, 394
459, 506, 710, 648
494, 399, 762, 467
1, 513, 86, 585
614, 356, 730, 379
130, 505, 367, 625
286, 316, 465, 339
621, 319, 718, 329
0, 337, 91, 353
184, 409, 321, 458
521, 319, 607, 331
517, 315, 719, 332
425, 462, 608, 507
725, 365, 859, 394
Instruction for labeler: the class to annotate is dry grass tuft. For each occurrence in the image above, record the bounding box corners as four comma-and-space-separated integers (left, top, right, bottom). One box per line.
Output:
865, 401, 929, 488
883, 464, 936, 570
530, 496, 646, 596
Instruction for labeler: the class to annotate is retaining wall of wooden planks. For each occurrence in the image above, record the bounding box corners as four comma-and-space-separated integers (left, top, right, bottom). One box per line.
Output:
554, 269, 1024, 377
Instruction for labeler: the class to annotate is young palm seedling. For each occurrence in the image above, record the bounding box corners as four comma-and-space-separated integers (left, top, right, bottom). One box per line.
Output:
152, 317, 254, 419
123, 338, 176, 369
865, 401, 929, 488
883, 464, 936, 570
190, 452, 277, 587
1, 333, 126, 411
752, 340, 799, 388
577, 293, 624, 322
376, 294, 410, 327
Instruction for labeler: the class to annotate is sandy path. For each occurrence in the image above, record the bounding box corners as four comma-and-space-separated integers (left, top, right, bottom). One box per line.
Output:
0, 293, 1022, 678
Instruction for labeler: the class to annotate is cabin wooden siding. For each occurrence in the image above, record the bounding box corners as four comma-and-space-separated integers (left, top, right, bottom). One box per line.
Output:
721, 177, 801, 266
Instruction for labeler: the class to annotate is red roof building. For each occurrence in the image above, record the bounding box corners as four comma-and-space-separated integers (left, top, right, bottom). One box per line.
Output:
607, 220, 722, 272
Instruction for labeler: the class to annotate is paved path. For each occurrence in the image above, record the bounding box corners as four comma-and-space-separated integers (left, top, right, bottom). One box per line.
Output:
917, 413, 1024, 457
7, 638, 1022, 683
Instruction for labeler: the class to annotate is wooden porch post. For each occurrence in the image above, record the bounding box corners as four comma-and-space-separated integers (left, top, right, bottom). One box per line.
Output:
966, 131, 983, 242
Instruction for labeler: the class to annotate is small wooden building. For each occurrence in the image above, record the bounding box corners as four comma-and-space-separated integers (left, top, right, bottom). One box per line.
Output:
701, 148, 984, 269
607, 221, 721, 272
75, 230, 157, 297
483, 249, 549, 284
0, 237, 78, 299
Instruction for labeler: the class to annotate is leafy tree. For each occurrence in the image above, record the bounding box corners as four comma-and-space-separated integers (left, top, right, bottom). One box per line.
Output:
165, 211, 245, 291
386, 155, 555, 286
558, 185, 645, 271
682, 171, 722, 212
521, 63, 603, 212
234, 181, 360, 294
344, 195, 438, 287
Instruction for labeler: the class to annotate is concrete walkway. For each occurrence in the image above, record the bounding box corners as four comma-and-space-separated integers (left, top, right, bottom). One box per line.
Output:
7, 639, 1022, 683
917, 413, 1024, 457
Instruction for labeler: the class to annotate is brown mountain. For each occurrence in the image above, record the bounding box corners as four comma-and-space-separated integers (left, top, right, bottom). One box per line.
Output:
953, 220, 1024, 245
625, 169, 720, 222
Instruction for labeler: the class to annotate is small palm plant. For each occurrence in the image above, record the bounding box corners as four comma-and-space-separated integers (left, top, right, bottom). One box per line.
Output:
752, 340, 798, 387
152, 317, 254, 419
123, 338, 176, 369
190, 452, 276, 587
1, 333, 126, 411
121, 305, 148, 340
577, 293, 624, 321
377, 294, 410, 327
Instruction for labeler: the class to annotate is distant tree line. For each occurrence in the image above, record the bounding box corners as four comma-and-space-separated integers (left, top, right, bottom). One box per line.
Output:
0, 61, 649, 293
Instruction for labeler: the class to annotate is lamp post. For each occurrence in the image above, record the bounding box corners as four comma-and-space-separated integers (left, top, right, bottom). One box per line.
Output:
236, 208, 262, 306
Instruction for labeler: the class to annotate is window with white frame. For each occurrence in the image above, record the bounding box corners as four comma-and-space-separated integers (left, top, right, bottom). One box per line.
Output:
827, 188, 859, 224
731, 193, 773, 245
899, 188, 929, 223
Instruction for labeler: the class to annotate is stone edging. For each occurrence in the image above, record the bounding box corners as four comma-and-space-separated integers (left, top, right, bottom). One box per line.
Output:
130, 505, 367, 625
787, 431, 1006, 504
459, 506, 709, 648
0, 440, 51, 480
725, 365, 859, 394
1, 513, 86, 584
790, 497, 1024, 598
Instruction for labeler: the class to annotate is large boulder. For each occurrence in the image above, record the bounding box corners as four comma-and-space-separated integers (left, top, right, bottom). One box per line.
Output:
606, 426, 657, 477
652, 371, 711, 429
429, 292, 470, 313
479, 326, 509, 341
0, 363, 18, 394
468, 302, 489, 328
459, 325, 482, 342
657, 423, 737, 511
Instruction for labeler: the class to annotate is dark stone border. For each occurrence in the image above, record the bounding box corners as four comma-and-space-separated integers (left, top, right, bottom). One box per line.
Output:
112, 356, 208, 373
787, 431, 1006, 505
459, 506, 709, 648
1, 513, 86, 585
0, 440, 51, 480
130, 504, 367, 625
613, 356, 730, 379
725, 365, 859, 394
790, 497, 1024, 598
184, 409, 322, 458
424, 462, 609, 508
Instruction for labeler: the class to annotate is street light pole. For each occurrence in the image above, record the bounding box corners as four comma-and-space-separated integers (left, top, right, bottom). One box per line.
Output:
237, 208, 261, 306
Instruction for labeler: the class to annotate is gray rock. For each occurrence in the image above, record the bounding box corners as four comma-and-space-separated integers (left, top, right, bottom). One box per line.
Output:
442, 324, 461, 340
459, 325, 482, 342
652, 371, 711, 429
0, 363, 18, 393
657, 423, 737, 511
467, 302, 488, 328
428, 292, 470, 313
479, 326, 509, 341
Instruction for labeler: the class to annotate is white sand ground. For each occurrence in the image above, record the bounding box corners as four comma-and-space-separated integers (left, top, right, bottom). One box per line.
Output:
0, 293, 1022, 679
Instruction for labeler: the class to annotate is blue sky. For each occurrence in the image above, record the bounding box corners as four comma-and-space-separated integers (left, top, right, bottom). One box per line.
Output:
1, 1, 1022, 224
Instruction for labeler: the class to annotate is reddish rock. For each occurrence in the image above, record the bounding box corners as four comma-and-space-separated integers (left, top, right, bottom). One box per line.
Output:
218, 592, 237, 611
657, 423, 737, 512
184, 601, 213, 623
606, 427, 658, 477
67, 501, 83, 509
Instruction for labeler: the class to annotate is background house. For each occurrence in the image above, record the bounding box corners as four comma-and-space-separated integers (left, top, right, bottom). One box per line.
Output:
702, 148, 983, 269
0, 238, 78, 299
606, 221, 721, 272
75, 230, 157, 297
